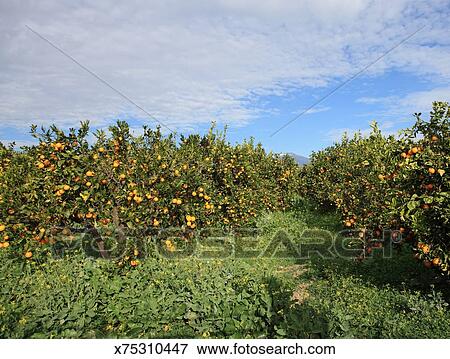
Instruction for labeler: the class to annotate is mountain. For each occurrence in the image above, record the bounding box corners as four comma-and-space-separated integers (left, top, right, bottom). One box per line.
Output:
279, 152, 310, 165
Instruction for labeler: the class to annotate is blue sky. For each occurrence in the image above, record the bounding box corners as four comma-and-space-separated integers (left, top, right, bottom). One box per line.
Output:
1, 0, 449, 157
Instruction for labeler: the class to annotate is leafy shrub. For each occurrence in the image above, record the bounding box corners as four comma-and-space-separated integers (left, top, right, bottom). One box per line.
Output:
308, 272, 450, 338
0, 252, 299, 339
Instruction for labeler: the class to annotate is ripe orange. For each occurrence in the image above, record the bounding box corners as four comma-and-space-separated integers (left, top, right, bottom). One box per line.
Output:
428, 167, 436, 174
86, 170, 95, 177
432, 257, 441, 266
411, 147, 419, 154
431, 135, 439, 142
25, 251, 33, 258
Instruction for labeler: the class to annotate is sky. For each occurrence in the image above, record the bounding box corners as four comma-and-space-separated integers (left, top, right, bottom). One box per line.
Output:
0, 0, 449, 156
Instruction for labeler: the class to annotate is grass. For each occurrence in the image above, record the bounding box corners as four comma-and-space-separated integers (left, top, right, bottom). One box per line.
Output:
1, 204, 449, 338
254, 204, 450, 338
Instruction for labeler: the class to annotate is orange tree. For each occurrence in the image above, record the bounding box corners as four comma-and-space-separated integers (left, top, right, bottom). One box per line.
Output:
300, 102, 450, 274
300, 123, 398, 231
0, 121, 301, 263
388, 102, 449, 274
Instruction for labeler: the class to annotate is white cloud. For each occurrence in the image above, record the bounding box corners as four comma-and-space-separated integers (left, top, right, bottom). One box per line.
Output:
330, 87, 450, 143
326, 127, 372, 143
0, 0, 449, 136
356, 87, 450, 118
292, 106, 331, 116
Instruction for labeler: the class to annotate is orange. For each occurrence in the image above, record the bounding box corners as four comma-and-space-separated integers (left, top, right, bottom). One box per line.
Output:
25, 251, 33, 258
428, 167, 436, 174
432, 257, 441, 266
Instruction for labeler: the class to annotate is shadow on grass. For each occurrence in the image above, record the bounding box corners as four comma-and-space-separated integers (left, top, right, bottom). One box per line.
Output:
302, 239, 450, 302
